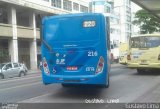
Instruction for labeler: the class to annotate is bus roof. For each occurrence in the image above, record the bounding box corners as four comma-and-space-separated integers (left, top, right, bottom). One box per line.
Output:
132, 33, 160, 38
42, 13, 104, 23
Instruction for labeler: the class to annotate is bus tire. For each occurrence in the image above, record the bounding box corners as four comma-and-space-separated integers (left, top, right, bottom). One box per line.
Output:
104, 82, 109, 88
137, 69, 145, 74
61, 84, 71, 87
103, 73, 110, 88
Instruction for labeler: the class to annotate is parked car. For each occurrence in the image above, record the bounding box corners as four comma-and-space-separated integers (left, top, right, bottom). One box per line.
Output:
0, 62, 28, 79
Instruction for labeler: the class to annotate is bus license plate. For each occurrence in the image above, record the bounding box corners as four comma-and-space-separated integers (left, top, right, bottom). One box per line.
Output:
66, 66, 78, 71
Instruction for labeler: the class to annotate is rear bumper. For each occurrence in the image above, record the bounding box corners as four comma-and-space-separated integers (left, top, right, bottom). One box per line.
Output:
119, 57, 127, 65
119, 60, 127, 65
119, 62, 127, 65
127, 62, 160, 69
42, 72, 108, 85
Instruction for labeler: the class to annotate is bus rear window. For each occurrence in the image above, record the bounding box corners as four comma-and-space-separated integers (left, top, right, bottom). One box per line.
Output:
44, 17, 100, 42
131, 36, 160, 48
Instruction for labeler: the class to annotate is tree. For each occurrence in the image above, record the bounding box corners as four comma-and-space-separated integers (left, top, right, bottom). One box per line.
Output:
132, 9, 160, 34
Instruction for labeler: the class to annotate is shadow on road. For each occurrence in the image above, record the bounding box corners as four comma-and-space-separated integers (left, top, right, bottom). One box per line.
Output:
133, 70, 160, 76
49, 85, 107, 100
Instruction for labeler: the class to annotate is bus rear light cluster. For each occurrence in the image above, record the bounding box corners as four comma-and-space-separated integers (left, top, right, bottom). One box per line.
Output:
158, 54, 160, 60
96, 56, 104, 74
43, 57, 50, 74
127, 54, 131, 60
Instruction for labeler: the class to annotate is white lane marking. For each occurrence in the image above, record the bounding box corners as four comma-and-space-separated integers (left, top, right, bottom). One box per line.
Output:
0, 75, 41, 84
0, 81, 41, 92
20, 85, 61, 103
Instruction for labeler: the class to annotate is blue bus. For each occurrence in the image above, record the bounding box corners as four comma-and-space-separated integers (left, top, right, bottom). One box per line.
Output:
41, 13, 110, 88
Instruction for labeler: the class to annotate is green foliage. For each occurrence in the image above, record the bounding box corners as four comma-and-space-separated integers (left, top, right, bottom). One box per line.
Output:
132, 9, 160, 34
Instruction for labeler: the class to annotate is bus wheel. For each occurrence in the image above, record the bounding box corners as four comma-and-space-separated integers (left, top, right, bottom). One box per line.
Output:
137, 69, 145, 74
61, 84, 71, 87
103, 74, 109, 88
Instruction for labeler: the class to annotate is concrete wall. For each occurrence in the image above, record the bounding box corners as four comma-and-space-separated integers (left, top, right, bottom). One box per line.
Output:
0, 23, 12, 37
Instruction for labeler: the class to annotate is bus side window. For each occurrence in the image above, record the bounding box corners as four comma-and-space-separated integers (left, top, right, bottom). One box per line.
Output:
106, 17, 110, 50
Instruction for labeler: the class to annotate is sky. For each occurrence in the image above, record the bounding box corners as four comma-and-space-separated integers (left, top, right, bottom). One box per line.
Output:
131, 2, 141, 13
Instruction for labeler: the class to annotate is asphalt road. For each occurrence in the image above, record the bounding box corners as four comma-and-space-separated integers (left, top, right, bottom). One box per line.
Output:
0, 64, 160, 104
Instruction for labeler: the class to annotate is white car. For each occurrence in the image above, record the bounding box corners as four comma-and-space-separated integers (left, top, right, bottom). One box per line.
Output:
0, 62, 28, 79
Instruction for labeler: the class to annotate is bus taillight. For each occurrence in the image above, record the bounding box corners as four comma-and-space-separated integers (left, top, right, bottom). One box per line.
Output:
96, 56, 104, 74
127, 54, 131, 60
43, 57, 50, 74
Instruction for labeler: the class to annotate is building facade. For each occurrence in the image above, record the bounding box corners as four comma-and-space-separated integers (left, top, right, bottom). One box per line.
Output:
0, 0, 89, 69
90, 0, 121, 61
114, 0, 132, 43
131, 2, 141, 35
90, 0, 132, 43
